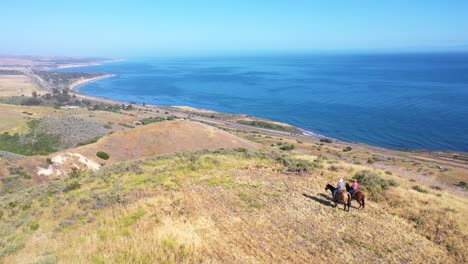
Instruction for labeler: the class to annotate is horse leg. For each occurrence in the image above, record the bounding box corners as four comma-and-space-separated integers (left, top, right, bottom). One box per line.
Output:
347, 193, 351, 211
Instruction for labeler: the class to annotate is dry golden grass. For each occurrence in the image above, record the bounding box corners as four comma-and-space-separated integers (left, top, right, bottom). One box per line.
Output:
0, 113, 29, 134
0, 101, 467, 263
66, 120, 257, 164
0, 75, 39, 97
2, 150, 466, 263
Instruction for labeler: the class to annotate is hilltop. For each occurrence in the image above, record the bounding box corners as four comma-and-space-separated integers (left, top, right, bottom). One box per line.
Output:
0, 56, 466, 263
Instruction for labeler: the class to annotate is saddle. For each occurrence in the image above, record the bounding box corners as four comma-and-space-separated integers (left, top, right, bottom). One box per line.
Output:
333, 190, 344, 200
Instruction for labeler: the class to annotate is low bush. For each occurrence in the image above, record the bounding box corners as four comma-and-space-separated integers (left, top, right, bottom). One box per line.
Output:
412, 185, 428, 193
279, 144, 295, 151
320, 138, 333, 143
353, 170, 395, 201
455, 181, 467, 189
387, 179, 399, 187
343, 146, 352, 152
8, 167, 31, 179
63, 181, 80, 192
76, 136, 101, 147
96, 151, 110, 160
140, 116, 166, 125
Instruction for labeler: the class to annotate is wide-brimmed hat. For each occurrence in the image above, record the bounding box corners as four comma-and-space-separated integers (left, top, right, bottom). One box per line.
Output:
339, 178, 343, 183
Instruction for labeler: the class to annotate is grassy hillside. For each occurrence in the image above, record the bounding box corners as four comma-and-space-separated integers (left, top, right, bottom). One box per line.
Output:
68, 120, 257, 164
1, 149, 466, 263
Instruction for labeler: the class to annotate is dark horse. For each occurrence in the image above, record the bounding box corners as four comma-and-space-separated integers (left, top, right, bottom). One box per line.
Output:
346, 183, 366, 209
325, 184, 351, 211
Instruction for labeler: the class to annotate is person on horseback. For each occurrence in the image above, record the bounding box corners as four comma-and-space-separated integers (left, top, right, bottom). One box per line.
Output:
334, 178, 345, 200
349, 179, 358, 194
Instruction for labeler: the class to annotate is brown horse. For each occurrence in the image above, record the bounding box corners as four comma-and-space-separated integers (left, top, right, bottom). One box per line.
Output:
346, 183, 366, 209
325, 184, 351, 211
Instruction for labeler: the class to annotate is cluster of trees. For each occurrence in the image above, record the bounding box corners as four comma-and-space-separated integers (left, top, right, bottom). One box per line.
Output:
23, 89, 135, 112
34, 71, 103, 87
23, 89, 75, 106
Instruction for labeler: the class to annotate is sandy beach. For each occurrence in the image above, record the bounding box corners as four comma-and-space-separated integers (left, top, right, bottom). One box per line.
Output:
69, 74, 115, 91
56, 59, 125, 69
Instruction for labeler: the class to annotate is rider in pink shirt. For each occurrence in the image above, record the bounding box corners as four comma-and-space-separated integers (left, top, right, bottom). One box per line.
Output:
352, 179, 358, 190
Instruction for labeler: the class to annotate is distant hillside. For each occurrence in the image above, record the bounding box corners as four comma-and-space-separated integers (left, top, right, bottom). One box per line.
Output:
13, 120, 257, 181
68, 120, 256, 163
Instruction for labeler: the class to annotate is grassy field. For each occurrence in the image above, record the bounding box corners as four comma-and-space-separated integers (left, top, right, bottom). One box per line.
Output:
0, 75, 38, 97
0, 149, 466, 263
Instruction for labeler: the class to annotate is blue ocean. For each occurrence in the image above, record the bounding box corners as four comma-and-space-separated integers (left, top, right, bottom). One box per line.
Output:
58, 53, 468, 151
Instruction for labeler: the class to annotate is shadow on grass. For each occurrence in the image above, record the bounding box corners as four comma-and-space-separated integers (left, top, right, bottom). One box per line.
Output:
303, 193, 359, 210
302, 193, 333, 207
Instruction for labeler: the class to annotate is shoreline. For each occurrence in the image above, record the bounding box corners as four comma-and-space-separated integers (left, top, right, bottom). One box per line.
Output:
69, 74, 115, 91
56, 59, 125, 69
70, 74, 326, 140
72, 75, 326, 140
62, 68, 465, 154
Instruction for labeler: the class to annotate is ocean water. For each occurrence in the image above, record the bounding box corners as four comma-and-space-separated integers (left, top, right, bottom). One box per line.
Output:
57, 53, 468, 151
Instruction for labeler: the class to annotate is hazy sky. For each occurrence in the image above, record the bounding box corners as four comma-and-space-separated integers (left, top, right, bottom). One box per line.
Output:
1, 0, 468, 57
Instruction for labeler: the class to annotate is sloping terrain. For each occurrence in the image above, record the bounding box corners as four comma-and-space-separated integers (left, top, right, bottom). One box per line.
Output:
33, 116, 109, 149
17, 120, 257, 181
1, 150, 466, 263
67, 120, 257, 164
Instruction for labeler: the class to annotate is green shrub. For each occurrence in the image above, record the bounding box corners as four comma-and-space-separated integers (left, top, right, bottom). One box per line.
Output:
455, 181, 467, 189
0, 120, 60, 155
279, 144, 295, 151
63, 181, 81, 192
237, 120, 302, 134
76, 137, 101, 147
118, 123, 135, 128
30, 222, 39, 231
343, 146, 352, 152
412, 185, 428, 193
354, 170, 394, 201
8, 167, 31, 179
388, 179, 399, 187
140, 116, 166, 125
96, 151, 110, 160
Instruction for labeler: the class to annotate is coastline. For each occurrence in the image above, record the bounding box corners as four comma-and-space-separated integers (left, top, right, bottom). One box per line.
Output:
56, 59, 125, 69
67, 72, 331, 141
69, 73, 326, 138
69, 74, 115, 91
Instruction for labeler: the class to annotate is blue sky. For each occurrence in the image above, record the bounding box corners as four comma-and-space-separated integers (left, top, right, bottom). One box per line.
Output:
1, 0, 468, 57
